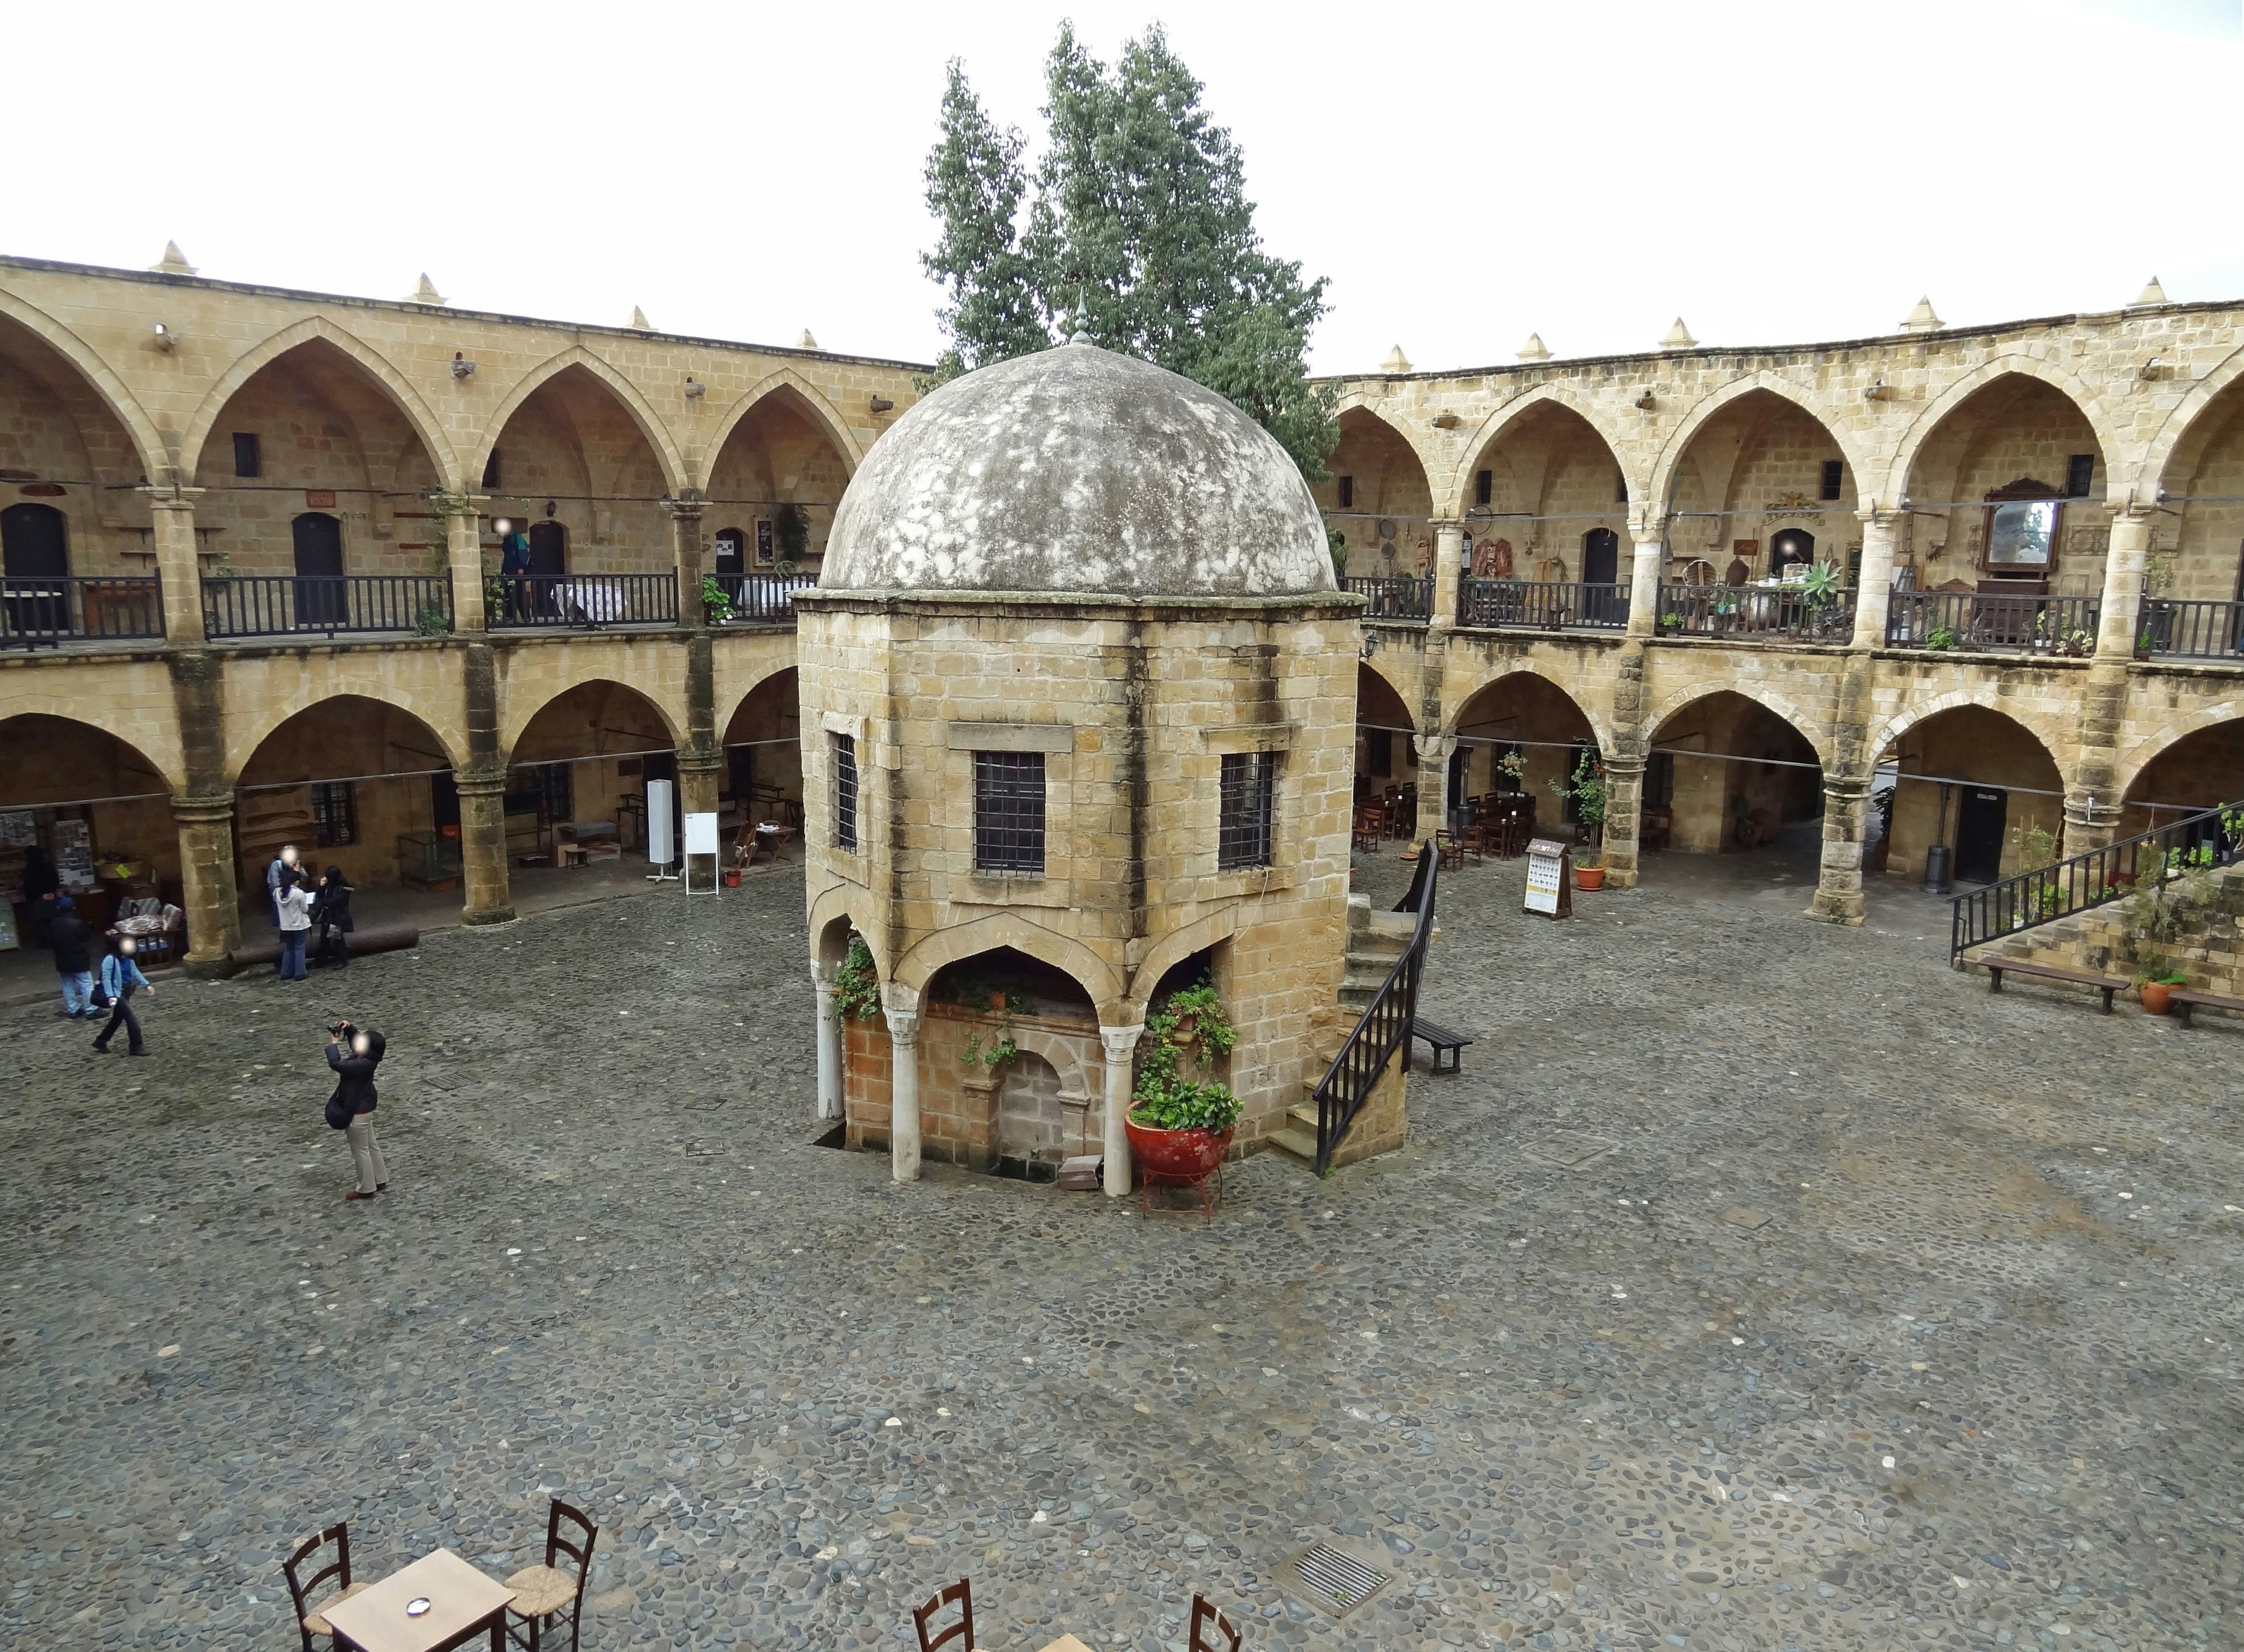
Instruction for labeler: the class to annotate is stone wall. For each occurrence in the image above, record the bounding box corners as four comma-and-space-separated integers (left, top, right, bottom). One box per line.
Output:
1967, 865, 2244, 1005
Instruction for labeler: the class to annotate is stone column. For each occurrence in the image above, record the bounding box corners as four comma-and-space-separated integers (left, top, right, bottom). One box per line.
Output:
1807, 774, 1871, 925
2065, 505, 2151, 855
1413, 732, 1457, 844
1850, 509, 1902, 649
1099, 1023, 1143, 1198
1600, 756, 1644, 887
678, 749, 722, 884
671, 496, 708, 628
1625, 514, 1666, 638
1429, 520, 1465, 628
171, 793, 241, 972
2094, 506, 2155, 660
882, 983, 923, 1183
455, 770, 515, 924
139, 484, 206, 644
447, 497, 489, 632
812, 962, 843, 1120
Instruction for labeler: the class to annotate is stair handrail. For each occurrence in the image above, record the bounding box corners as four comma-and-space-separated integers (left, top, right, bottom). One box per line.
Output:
1949, 797, 2244, 960
1313, 840, 1440, 1174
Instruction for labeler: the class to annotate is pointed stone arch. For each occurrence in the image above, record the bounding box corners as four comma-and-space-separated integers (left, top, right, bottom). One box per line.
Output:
1650, 370, 1874, 513
1443, 382, 1636, 517
1124, 906, 1241, 1016
1329, 389, 1445, 494
697, 368, 864, 491
0, 288, 169, 483
809, 886, 885, 976
474, 347, 688, 498
2114, 699, 2244, 797
1443, 663, 1615, 756
1883, 351, 2128, 507
2141, 340, 2244, 497
1355, 655, 1419, 730
0, 699, 183, 795
224, 690, 469, 788
1645, 681, 1828, 770
1865, 690, 2072, 786
891, 912, 1126, 1020
500, 676, 687, 766
180, 314, 462, 490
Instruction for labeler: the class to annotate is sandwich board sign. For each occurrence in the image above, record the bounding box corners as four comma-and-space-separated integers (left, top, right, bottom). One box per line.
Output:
1524, 837, 1573, 919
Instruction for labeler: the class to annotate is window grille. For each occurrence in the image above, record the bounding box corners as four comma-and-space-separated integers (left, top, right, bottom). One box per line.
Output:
974, 750, 1045, 874
1820, 459, 1844, 501
1614, 469, 1629, 503
832, 733, 858, 851
1474, 469, 1493, 507
310, 780, 358, 847
482, 448, 503, 489
233, 433, 261, 479
2066, 453, 2096, 498
1337, 475, 1354, 508
1218, 751, 1276, 870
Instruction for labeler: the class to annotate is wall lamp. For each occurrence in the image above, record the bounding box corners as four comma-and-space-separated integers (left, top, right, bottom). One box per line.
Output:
684, 376, 705, 399
1431, 411, 1460, 429
152, 323, 177, 353
1633, 390, 1657, 410
451, 352, 477, 379
1864, 378, 1892, 401
870, 396, 895, 414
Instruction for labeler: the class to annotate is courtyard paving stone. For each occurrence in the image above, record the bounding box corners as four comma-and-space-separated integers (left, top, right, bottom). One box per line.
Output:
2, 848, 2239, 1651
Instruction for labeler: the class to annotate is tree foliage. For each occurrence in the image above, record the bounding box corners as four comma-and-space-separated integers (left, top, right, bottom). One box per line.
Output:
920, 27, 1336, 479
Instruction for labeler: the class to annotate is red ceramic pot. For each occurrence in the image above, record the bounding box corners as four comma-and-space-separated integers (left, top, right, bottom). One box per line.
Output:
1574, 865, 1606, 891
2140, 981, 2174, 1015
1124, 1118, 1234, 1180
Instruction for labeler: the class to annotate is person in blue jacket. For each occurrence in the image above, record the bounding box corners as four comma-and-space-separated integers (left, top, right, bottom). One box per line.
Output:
92, 934, 154, 1055
499, 527, 534, 621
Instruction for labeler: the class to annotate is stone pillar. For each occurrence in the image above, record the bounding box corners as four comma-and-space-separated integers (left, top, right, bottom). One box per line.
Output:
672, 496, 708, 628
1600, 756, 1644, 887
1413, 732, 1457, 844
140, 484, 206, 643
448, 497, 489, 632
171, 793, 241, 971
2094, 507, 2155, 660
1099, 1023, 1143, 1198
1850, 510, 1902, 649
2069, 504, 2150, 855
1625, 515, 1666, 638
1807, 774, 1871, 925
1429, 520, 1465, 628
455, 770, 515, 924
882, 986, 923, 1183
678, 749, 722, 884
812, 962, 843, 1120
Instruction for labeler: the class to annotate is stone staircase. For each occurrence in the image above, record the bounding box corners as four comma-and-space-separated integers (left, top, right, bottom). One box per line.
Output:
1269, 895, 1419, 1169
1961, 862, 2244, 1000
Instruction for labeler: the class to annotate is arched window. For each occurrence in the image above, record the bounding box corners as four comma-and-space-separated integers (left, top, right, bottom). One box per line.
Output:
1, 501, 69, 579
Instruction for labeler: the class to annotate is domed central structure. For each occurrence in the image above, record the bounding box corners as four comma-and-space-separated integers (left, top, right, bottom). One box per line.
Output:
819, 342, 1334, 598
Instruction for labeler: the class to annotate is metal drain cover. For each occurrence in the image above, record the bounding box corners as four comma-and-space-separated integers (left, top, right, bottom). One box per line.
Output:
1282, 1539, 1391, 1618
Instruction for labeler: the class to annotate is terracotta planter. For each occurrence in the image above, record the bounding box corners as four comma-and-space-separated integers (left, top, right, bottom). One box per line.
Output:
723, 870, 742, 888
1124, 1118, 1234, 1180
2139, 981, 2176, 1015
1573, 865, 1606, 891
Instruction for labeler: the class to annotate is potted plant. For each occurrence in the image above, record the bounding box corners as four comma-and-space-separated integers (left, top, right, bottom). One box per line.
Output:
832, 937, 882, 1023
1548, 750, 1607, 888
1924, 625, 1958, 651
1494, 749, 1526, 792
2136, 965, 2186, 1016
1126, 986, 1241, 1179
701, 574, 735, 625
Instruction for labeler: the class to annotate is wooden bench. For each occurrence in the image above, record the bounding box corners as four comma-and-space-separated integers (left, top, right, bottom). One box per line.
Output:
1412, 1017, 1473, 1073
2171, 987, 2244, 1028
1983, 958, 2127, 1013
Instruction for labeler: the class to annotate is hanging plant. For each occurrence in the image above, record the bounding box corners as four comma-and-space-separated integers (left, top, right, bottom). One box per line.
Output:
831, 937, 882, 1023
1128, 986, 1241, 1134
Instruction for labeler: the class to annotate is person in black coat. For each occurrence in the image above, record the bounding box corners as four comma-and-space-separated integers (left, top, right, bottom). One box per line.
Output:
325, 1021, 389, 1200
312, 865, 355, 969
19, 846, 60, 948
48, 896, 95, 1017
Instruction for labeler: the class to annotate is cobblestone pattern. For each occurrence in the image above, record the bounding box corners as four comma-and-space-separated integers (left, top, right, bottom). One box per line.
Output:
2, 854, 2238, 1652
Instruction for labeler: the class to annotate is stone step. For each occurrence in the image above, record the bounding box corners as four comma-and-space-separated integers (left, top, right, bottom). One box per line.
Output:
1268, 1125, 1318, 1164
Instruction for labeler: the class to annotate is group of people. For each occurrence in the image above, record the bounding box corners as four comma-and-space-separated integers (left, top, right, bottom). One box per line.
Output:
265, 844, 355, 979
40, 881, 156, 1055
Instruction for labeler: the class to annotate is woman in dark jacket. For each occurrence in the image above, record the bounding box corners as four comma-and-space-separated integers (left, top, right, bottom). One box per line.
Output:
313, 866, 355, 969
325, 1023, 388, 1200
20, 847, 60, 948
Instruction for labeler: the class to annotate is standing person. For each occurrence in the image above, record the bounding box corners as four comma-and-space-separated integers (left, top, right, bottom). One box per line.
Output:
275, 866, 313, 981
49, 895, 94, 1017
500, 527, 534, 622
311, 865, 355, 969
324, 1021, 387, 1200
265, 844, 300, 930
19, 846, 60, 949
91, 935, 154, 1055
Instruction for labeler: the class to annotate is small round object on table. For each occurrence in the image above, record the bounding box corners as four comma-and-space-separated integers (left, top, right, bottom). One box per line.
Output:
406, 1597, 432, 1618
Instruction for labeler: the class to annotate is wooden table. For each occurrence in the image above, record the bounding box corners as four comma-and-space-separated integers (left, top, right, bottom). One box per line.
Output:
1038, 1638, 1095, 1652
321, 1548, 514, 1652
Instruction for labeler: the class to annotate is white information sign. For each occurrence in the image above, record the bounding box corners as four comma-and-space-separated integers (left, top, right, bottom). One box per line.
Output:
683, 811, 719, 857
1523, 836, 1571, 918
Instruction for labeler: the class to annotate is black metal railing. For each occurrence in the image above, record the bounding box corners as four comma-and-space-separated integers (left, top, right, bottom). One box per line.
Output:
1, 575, 165, 648
1459, 579, 1630, 631
1657, 581, 1856, 643
1949, 797, 2244, 960
1886, 590, 2100, 654
203, 574, 453, 639
1342, 575, 1433, 621
713, 573, 816, 625
1312, 841, 1439, 1175
2139, 598, 2244, 662
489, 572, 677, 629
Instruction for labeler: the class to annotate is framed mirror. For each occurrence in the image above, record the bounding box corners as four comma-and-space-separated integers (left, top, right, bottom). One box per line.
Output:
1981, 478, 2062, 576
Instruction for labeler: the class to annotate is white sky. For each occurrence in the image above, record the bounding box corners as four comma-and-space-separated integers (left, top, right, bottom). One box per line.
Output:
6, 1, 2240, 376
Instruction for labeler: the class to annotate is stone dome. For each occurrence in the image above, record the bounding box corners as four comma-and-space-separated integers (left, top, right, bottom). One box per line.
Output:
819, 342, 1335, 598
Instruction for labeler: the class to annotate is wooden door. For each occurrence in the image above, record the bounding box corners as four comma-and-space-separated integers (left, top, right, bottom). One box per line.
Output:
1, 502, 68, 577
291, 512, 345, 626
1955, 787, 2007, 884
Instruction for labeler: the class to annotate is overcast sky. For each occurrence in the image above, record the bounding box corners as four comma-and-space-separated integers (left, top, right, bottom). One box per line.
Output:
7, 1, 2240, 375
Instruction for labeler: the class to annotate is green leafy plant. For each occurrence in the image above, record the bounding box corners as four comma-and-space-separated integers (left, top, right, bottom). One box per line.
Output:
1494, 749, 1526, 785
701, 574, 735, 624
1328, 528, 1349, 586
960, 1030, 1019, 1071
1924, 625, 1958, 651
775, 503, 812, 565
1128, 984, 1241, 1134
1799, 562, 1840, 605
414, 600, 451, 638
831, 937, 882, 1023
1547, 749, 1608, 840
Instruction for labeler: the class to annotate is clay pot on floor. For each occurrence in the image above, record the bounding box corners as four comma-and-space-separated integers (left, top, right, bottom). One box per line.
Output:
1124, 1118, 1233, 1180
1573, 865, 1606, 891
2140, 981, 2176, 1015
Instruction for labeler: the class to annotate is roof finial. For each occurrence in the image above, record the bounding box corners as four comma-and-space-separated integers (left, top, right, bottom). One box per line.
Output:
1516, 332, 1552, 363
1380, 344, 1412, 375
406, 273, 446, 306
797, 328, 819, 351
1659, 317, 1696, 351
2130, 275, 2168, 308
628, 306, 653, 330
150, 241, 196, 276
1898, 295, 1942, 333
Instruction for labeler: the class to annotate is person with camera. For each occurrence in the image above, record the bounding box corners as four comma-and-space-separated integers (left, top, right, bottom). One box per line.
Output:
324, 1019, 389, 1199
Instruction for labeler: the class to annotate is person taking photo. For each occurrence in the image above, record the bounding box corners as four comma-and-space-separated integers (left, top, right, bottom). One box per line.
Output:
324, 1020, 388, 1200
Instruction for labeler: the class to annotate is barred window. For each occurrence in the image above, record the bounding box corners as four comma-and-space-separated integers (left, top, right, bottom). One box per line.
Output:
973, 750, 1045, 874
310, 780, 358, 847
832, 733, 858, 851
1819, 459, 1844, 501
1218, 750, 1276, 870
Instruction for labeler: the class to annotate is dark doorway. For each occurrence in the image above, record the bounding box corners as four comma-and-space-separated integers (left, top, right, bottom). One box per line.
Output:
1955, 786, 2007, 883
1581, 527, 1622, 624
430, 771, 461, 833
714, 527, 745, 577
291, 512, 345, 628
2, 502, 68, 578
642, 750, 683, 855
1771, 528, 1816, 577
527, 521, 567, 579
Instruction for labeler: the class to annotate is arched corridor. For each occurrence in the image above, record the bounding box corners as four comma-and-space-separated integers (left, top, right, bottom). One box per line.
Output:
233, 696, 462, 898
1876, 706, 2066, 886
1642, 690, 1824, 864
508, 680, 685, 864
1458, 399, 1632, 629
1317, 408, 1432, 580
1, 714, 175, 951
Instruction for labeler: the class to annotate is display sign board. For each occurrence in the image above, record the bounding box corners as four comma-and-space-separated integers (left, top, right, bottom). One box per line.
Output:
1523, 836, 1572, 919
645, 780, 675, 865
683, 811, 719, 857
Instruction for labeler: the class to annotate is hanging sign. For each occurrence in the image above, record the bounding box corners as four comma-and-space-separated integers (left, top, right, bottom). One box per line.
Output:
1524, 836, 1572, 919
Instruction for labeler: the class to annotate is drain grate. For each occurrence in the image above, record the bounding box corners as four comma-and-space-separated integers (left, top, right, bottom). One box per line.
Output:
1289, 1541, 1389, 1617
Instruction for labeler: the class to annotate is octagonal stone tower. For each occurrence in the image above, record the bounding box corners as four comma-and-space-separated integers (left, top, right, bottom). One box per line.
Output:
794, 342, 1362, 1192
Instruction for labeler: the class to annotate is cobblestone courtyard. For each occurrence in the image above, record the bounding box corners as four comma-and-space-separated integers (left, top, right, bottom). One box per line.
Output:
4, 850, 2239, 1652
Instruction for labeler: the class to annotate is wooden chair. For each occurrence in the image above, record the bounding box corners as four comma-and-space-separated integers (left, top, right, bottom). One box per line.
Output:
1352, 805, 1386, 853
1435, 830, 1466, 870
913, 1578, 975, 1652
283, 1522, 368, 1652
503, 1499, 598, 1651
1190, 1593, 1242, 1652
